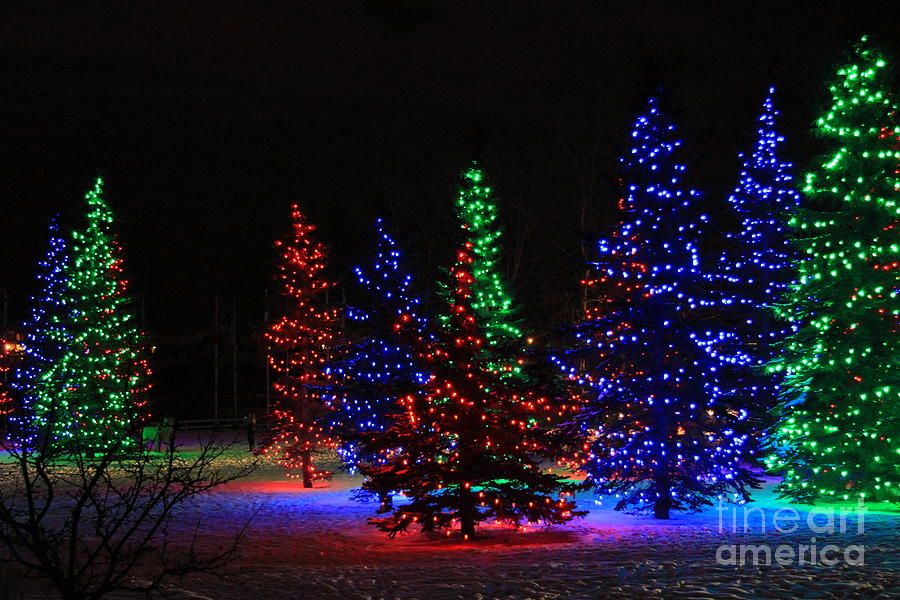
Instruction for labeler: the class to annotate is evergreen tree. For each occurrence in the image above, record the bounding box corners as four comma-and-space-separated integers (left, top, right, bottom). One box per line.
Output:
556, 96, 760, 518
14, 219, 70, 434
262, 204, 340, 486
452, 165, 530, 379
766, 38, 900, 503
28, 179, 151, 452
359, 240, 583, 538
22, 220, 70, 366
715, 87, 802, 434
329, 219, 429, 465
0, 337, 17, 424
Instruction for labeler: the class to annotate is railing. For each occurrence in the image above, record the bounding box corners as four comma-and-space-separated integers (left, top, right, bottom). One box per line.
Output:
176, 418, 245, 430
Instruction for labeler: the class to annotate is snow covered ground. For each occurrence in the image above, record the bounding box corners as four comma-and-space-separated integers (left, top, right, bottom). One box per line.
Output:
6, 432, 900, 599
151, 433, 900, 600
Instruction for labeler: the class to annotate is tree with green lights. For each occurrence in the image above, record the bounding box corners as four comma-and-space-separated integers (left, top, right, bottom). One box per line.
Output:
766, 37, 900, 504
27, 178, 151, 453
452, 164, 532, 380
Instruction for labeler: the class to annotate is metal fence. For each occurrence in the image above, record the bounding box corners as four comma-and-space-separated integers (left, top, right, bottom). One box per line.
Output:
176, 418, 245, 430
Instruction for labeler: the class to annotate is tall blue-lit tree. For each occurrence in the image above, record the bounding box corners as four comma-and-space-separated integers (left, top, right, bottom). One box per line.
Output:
556, 96, 760, 519
715, 87, 802, 429
13, 219, 70, 433
329, 219, 429, 465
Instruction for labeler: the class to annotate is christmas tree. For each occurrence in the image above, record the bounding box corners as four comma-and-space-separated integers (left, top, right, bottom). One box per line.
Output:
261, 204, 340, 486
359, 240, 582, 538
11, 219, 70, 436
0, 337, 18, 424
452, 165, 530, 380
556, 96, 760, 518
27, 179, 151, 452
714, 87, 801, 431
329, 219, 429, 466
766, 38, 900, 503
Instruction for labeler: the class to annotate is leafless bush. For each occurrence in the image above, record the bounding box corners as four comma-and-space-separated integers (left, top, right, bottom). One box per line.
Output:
0, 428, 256, 600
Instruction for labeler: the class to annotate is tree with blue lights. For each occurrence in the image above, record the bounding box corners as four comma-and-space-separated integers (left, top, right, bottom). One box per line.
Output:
715, 87, 801, 432
330, 219, 429, 466
13, 218, 70, 432
557, 96, 760, 519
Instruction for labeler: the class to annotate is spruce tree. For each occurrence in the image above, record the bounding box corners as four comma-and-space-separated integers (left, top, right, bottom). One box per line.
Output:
12, 219, 70, 437
28, 179, 151, 452
329, 219, 428, 466
714, 87, 801, 436
556, 96, 760, 518
452, 165, 531, 380
766, 38, 900, 503
262, 204, 340, 486
359, 240, 582, 538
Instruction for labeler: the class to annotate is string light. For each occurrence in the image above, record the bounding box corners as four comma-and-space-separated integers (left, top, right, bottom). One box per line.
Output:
451, 164, 530, 381
554, 96, 760, 519
358, 177, 584, 538
260, 204, 340, 486
713, 86, 802, 457
17, 178, 151, 452
766, 37, 900, 503
329, 218, 429, 466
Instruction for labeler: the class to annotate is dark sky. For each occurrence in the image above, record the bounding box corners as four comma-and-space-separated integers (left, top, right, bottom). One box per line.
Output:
3, 1, 899, 336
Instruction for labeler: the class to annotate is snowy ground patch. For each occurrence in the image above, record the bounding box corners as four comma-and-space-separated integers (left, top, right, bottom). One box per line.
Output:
3, 433, 899, 599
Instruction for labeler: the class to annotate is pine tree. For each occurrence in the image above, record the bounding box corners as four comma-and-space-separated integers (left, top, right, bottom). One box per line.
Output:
29, 179, 151, 452
556, 96, 760, 518
452, 165, 530, 379
0, 337, 17, 424
766, 38, 900, 503
329, 219, 428, 466
359, 241, 582, 538
14, 220, 69, 428
715, 87, 802, 434
262, 204, 340, 486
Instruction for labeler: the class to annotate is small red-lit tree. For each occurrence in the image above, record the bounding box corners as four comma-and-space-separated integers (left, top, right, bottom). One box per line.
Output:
261, 204, 340, 487
0, 335, 18, 426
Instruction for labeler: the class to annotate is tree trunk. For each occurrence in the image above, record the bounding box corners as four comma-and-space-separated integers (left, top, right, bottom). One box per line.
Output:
654, 484, 672, 519
459, 508, 476, 538
301, 449, 313, 488
458, 488, 476, 538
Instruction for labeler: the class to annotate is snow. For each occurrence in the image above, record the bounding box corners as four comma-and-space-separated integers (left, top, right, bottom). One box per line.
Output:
6, 432, 900, 599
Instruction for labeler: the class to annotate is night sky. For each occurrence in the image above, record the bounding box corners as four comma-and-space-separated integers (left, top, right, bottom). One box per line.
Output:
3, 1, 899, 338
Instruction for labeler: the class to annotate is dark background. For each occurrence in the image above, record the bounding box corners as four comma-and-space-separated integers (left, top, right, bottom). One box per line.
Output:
3, 1, 898, 417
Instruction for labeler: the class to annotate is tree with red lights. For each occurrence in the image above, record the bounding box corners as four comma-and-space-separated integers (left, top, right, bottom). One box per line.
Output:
358, 241, 583, 538
261, 204, 340, 487
0, 335, 17, 427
